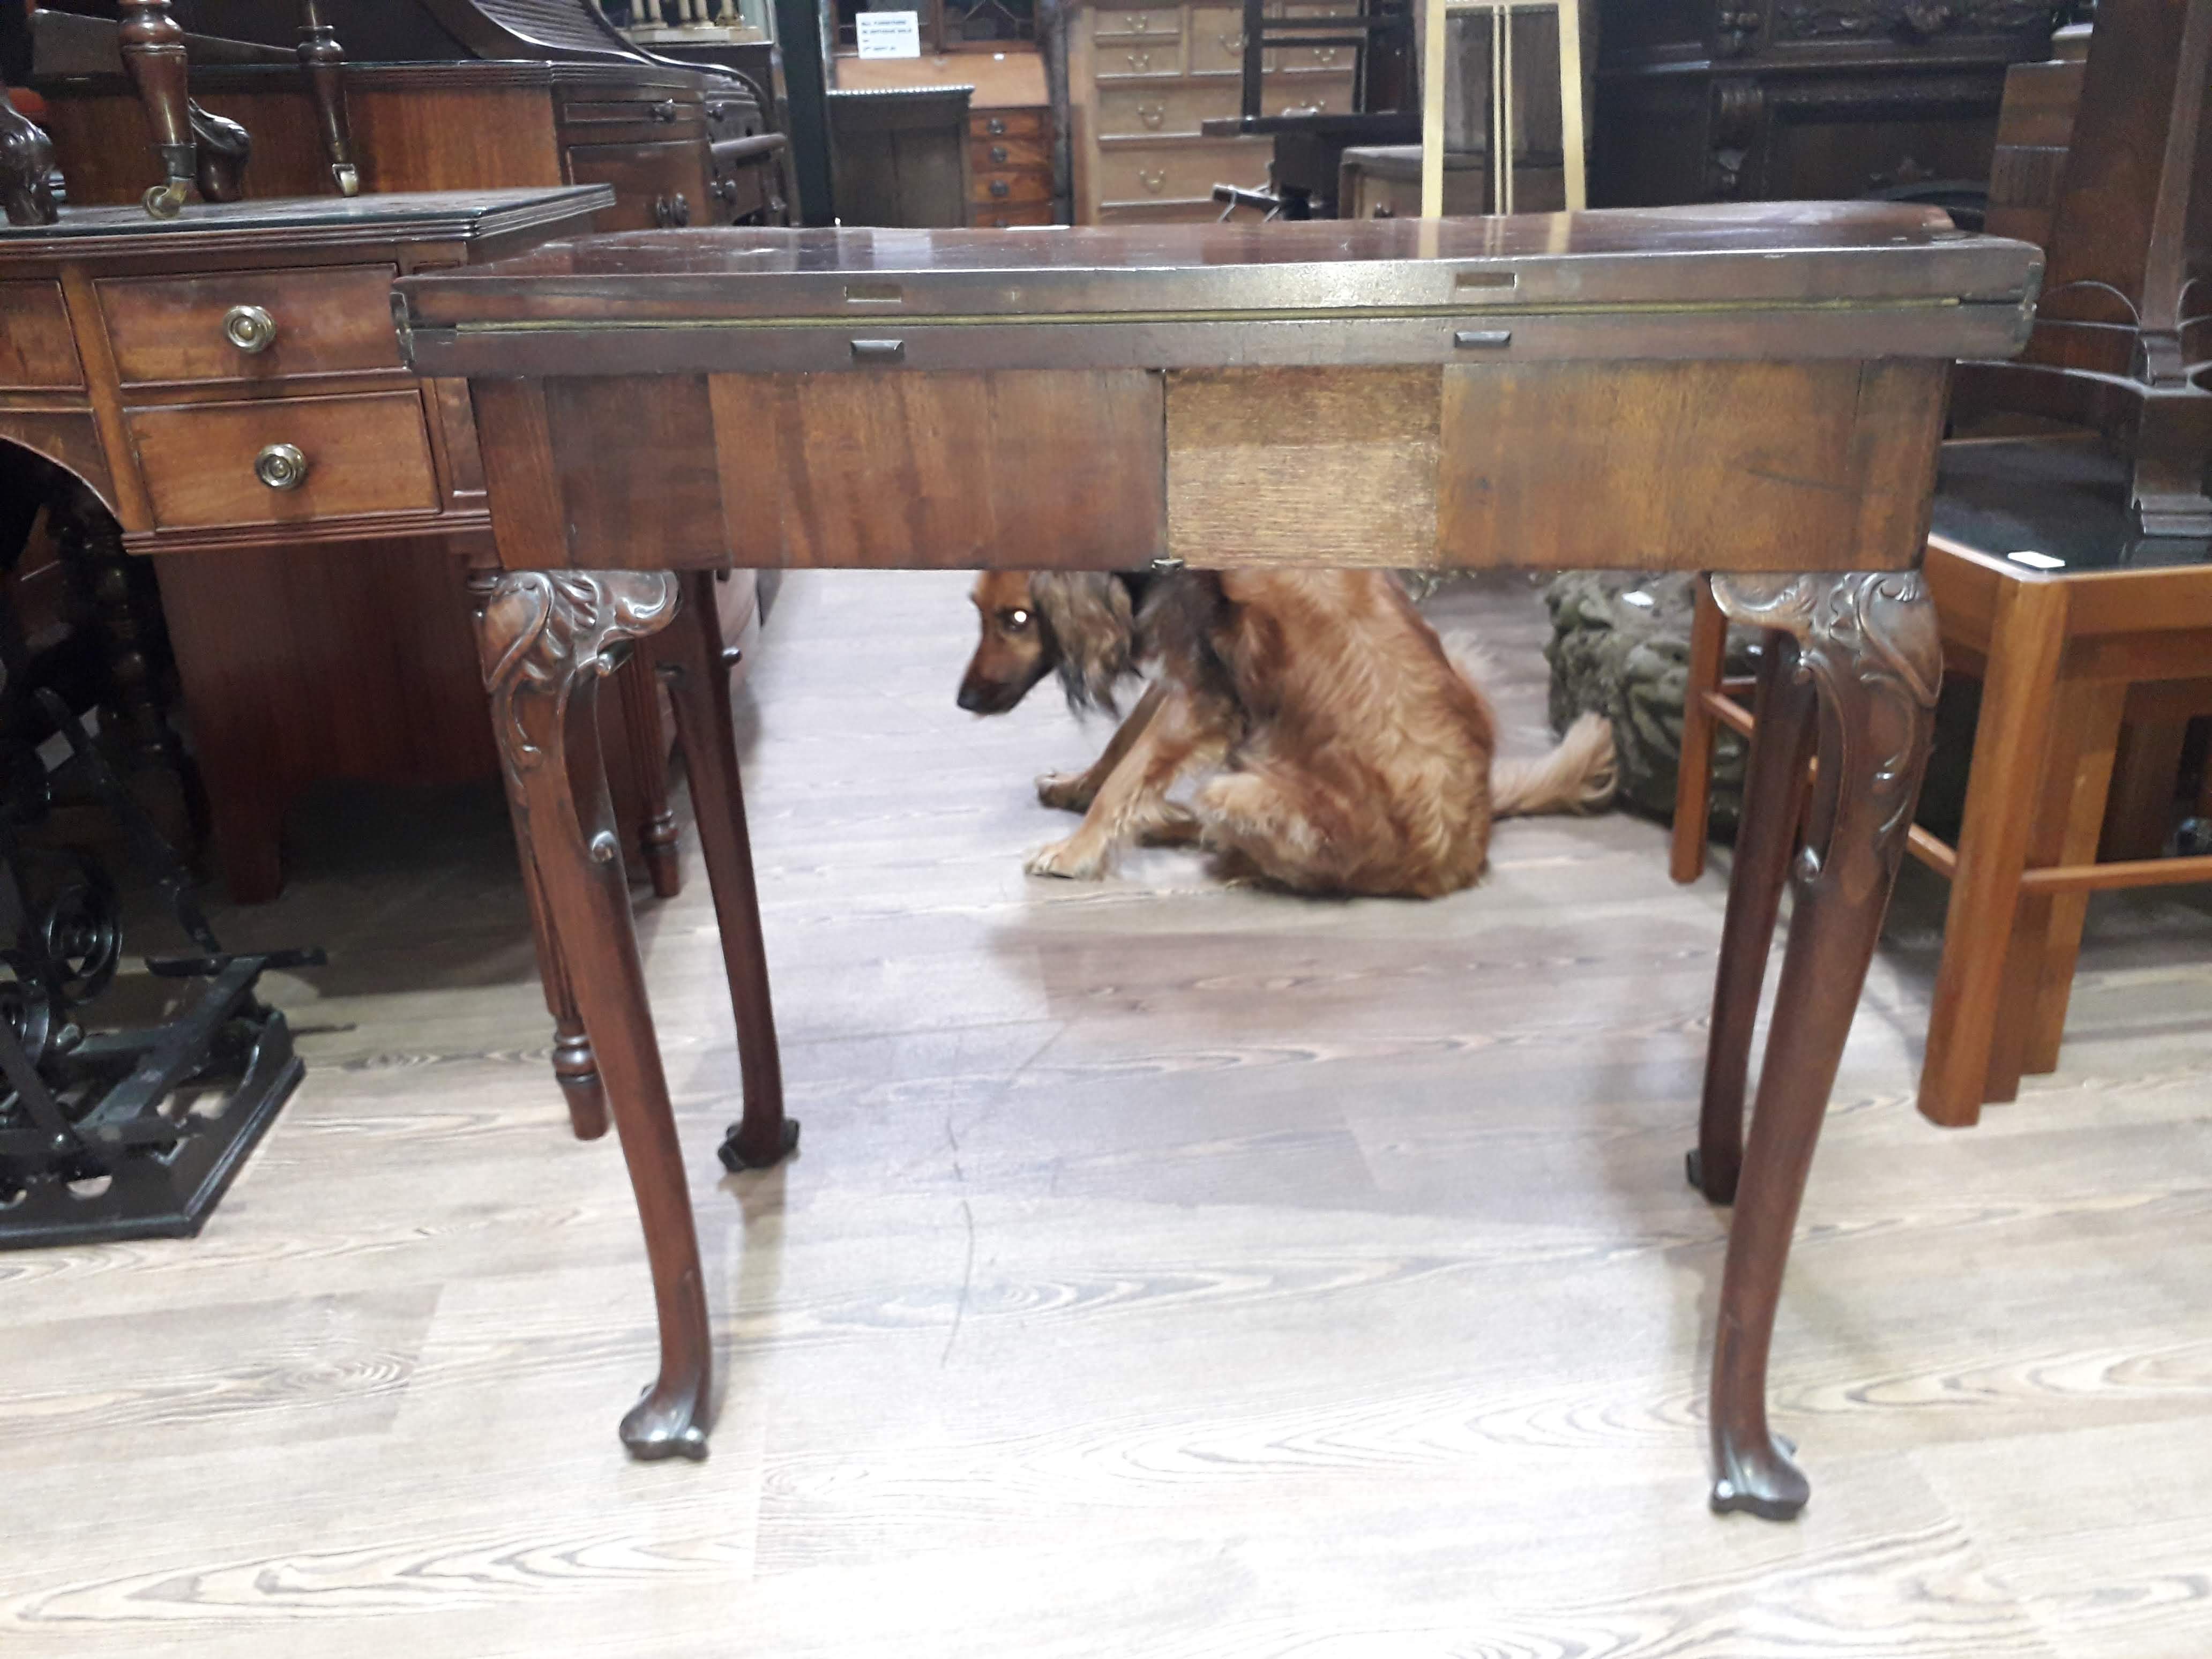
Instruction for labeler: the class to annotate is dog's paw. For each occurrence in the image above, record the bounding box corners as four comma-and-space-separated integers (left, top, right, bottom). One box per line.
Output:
1035, 771, 1092, 812
1026, 836, 1110, 880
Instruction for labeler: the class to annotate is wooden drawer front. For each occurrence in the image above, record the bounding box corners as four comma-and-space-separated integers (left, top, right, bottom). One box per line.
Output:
0, 282, 83, 390
97, 265, 401, 388
567, 142, 709, 231
971, 167, 1054, 207
1093, 6, 1183, 41
1189, 8, 1357, 74
971, 108, 1049, 140
1097, 197, 1232, 224
559, 95, 705, 144
1260, 71, 1357, 117
1095, 139, 1268, 208
1095, 37, 1187, 78
129, 392, 437, 530
1187, 9, 1250, 74
971, 132, 1052, 169
1100, 83, 1238, 139
1272, 41, 1353, 72
977, 203, 1057, 228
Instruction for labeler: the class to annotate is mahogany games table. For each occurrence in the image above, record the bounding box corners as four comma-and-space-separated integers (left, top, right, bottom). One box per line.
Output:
392, 203, 2044, 1520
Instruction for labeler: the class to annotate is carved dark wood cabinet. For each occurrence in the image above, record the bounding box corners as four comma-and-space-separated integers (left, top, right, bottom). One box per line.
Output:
1590, 0, 2057, 213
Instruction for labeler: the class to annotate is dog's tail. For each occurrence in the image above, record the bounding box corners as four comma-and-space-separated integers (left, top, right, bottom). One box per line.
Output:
1493, 713, 1618, 818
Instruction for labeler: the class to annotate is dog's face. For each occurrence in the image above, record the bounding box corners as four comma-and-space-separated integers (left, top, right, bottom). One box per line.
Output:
957, 571, 1056, 715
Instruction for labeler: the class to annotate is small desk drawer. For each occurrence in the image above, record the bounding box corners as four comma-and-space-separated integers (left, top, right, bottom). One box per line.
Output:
0, 281, 83, 389
128, 392, 438, 530
1094, 139, 1267, 208
971, 168, 1053, 207
1094, 6, 1183, 41
970, 132, 1051, 169
1095, 38, 1186, 77
567, 142, 708, 231
977, 203, 1057, 229
971, 108, 1049, 140
1098, 83, 1237, 138
97, 264, 403, 388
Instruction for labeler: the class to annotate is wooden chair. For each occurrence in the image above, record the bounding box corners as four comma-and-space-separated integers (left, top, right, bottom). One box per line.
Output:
1672, 438, 2212, 1128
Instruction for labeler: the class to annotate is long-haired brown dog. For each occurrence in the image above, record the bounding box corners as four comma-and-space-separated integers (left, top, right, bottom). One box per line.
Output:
956, 567, 1616, 896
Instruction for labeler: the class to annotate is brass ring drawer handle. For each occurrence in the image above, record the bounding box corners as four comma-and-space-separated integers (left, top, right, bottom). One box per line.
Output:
1125, 50, 1153, 70
1138, 168, 1165, 193
223, 304, 278, 354
254, 443, 309, 491
1127, 12, 1150, 29
1138, 102, 1164, 129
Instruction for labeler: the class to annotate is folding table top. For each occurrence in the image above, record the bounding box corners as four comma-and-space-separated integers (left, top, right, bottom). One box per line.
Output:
394, 203, 2044, 378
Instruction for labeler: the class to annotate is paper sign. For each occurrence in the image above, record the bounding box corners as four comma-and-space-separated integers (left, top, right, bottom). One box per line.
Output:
855, 11, 922, 57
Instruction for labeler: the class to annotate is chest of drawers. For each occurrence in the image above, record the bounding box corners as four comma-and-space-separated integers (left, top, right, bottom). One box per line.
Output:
969, 104, 1056, 227
1068, 0, 1357, 222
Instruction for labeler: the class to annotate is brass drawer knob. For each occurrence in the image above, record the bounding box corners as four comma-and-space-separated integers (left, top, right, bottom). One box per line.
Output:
989, 178, 1012, 198
222, 304, 278, 354
987, 116, 1007, 135
253, 443, 309, 491
990, 143, 1011, 162
652, 98, 680, 123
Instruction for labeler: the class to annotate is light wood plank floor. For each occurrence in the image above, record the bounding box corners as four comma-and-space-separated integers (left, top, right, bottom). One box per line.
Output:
4, 571, 2209, 1658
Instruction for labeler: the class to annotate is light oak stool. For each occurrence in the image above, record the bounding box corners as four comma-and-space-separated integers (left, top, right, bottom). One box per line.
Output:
1674, 437, 2212, 1128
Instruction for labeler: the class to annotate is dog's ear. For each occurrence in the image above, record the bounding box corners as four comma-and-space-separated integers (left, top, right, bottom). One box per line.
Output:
1029, 573, 1134, 715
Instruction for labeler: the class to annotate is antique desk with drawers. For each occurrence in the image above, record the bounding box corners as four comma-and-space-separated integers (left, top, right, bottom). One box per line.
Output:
393, 203, 2044, 1520
0, 185, 722, 1130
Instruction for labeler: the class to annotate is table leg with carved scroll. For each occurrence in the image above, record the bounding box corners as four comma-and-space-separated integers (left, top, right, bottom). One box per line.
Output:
477, 569, 711, 1459
1700, 571, 1941, 1520
467, 568, 607, 1141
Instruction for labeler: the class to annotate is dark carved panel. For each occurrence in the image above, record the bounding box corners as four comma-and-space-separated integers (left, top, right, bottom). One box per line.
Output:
1773, 1, 2058, 43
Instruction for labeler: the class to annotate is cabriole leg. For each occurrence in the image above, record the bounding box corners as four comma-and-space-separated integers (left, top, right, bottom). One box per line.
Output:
477, 570, 711, 1461
1702, 571, 1941, 1520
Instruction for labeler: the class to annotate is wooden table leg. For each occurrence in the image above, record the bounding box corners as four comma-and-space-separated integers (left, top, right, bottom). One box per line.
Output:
477, 569, 709, 1460
1669, 573, 1731, 885
1987, 679, 2126, 1095
1919, 577, 2067, 1127
467, 569, 608, 1138
614, 660, 684, 900
1703, 571, 1940, 1520
1691, 626, 1815, 1206
117, 2, 195, 218
648, 571, 797, 1173
295, 0, 358, 196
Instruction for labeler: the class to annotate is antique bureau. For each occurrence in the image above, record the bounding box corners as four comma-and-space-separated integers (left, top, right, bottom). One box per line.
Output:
394, 202, 2044, 1519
